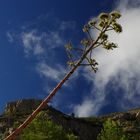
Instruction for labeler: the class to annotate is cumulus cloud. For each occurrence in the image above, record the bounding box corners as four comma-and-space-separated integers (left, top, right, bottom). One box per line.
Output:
74, 100, 95, 117
74, 0, 140, 116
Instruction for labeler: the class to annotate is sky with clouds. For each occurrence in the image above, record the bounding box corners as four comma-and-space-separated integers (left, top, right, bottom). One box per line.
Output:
0, 0, 140, 117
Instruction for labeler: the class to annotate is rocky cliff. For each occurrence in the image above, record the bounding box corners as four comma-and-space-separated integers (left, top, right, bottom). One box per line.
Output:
0, 99, 140, 140
0, 99, 102, 140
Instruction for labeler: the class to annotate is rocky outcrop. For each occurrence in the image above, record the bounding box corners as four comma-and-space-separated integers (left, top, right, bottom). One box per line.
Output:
0, 99, 102, 140
42, 107, 102, 140
4, 99, 42, 116
0, 99, 140, 140
0, 99, 43, 139
112, 112, 137, 122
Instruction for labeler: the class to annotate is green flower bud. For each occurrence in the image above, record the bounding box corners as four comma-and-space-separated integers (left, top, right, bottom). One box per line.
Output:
88, 20, 97, 27
100, 33, 108, 41
98, 21, 104, 28
112, 19, 117, 23
113, 23, 122, 33
90, 59, 98, 66
82, 25, 89, 32
110, 11, 121, 19
93, 67, 98, 73
99, 13, 109, 20
81, 39, 91, 47
103, 42, 118, 50
65, 43, 73, 50
67, 61, 75, 67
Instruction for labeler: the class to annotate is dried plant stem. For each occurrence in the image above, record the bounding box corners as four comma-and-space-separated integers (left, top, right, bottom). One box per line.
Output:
4, 34, 100, 140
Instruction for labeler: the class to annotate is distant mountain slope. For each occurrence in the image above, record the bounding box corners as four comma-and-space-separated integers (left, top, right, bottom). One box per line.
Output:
0, 99, 140, 140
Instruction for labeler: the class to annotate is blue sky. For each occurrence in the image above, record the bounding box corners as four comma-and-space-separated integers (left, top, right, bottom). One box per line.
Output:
0, 0, 140, 117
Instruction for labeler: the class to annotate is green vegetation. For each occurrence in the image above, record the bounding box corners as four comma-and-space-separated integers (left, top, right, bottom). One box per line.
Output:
1, 99, 140, 140
97, 119, 126, 140
20, 112, 79, 140
97, 118, 140, 140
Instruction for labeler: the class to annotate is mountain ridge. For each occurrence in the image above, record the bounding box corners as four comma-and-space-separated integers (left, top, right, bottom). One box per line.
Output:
0, 99, 140, 140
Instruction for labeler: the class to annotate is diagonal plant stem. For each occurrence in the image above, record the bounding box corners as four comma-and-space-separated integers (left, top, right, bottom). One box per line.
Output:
4, 34, 100, 140
4, 10, 122, 139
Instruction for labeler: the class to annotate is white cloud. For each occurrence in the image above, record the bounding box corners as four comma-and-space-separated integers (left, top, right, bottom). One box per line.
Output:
36, 61, 79, 89
74, 0, 140, 116
6, 31, 14, 43
36, 62, 67, 82
21, 30, 45, 56
45, 31, 64, 49
6, 16, 79, 112
59, 21, 76, 31
6, 18, 77, 88
74, 100, 94, 117
21, 30, 65, 57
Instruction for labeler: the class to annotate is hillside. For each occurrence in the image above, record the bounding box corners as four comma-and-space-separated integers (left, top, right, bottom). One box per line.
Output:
0, 99, 140, 140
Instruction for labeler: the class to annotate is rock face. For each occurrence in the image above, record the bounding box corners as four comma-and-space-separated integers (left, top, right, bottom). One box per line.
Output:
0, 99, 43, 139
112, 112, 136, 122
4, 99, 42, 116
0, 99, 102, 140
43, 107, 102, 140
0, 99, 140, 140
